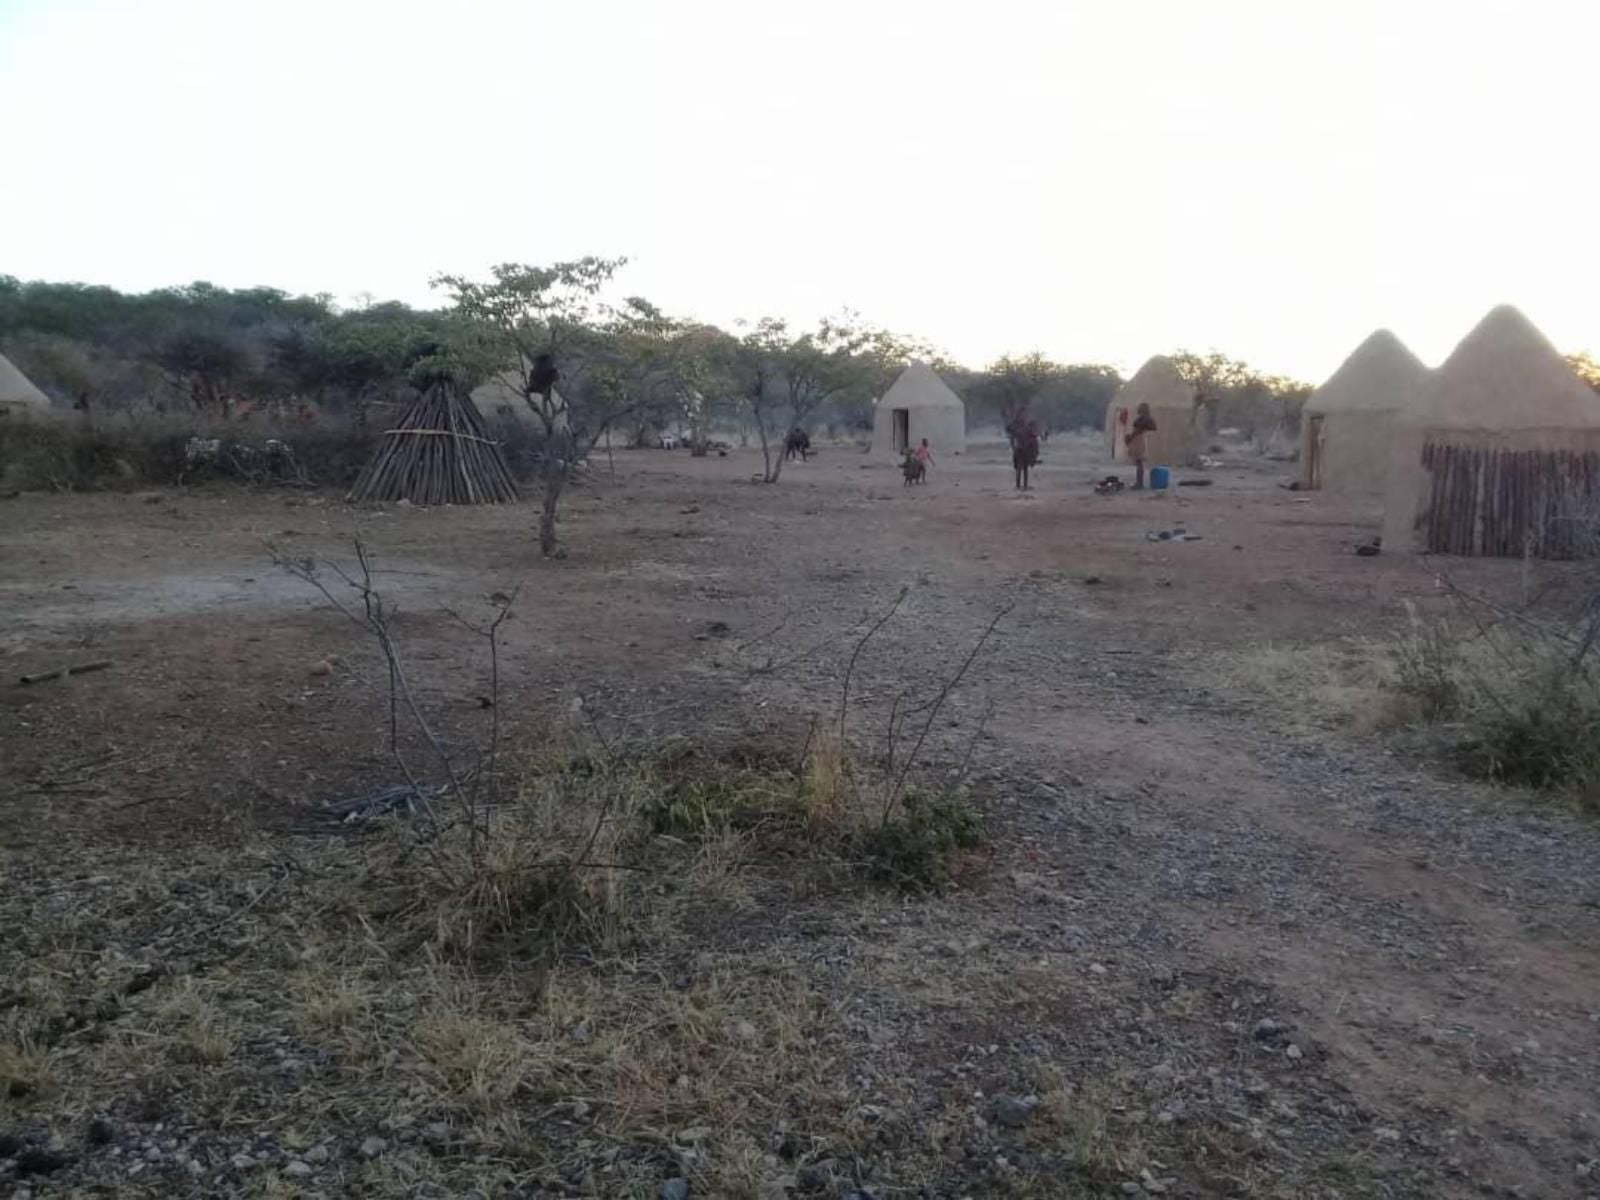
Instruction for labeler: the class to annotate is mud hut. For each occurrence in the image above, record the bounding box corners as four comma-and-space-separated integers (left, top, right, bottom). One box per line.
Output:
1382, 306, 1600, 556
0, 353, 50, 418
873, 361, 966, 460
1105, 357, 1204, 467
1300, 330, 1429, 492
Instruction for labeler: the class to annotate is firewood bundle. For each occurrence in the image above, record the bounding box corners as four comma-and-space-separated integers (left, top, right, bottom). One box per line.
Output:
346, 383, 518, 505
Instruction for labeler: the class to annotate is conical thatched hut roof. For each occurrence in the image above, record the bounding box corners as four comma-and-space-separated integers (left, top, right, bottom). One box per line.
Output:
880, 360, 965, 411
1307, 330, 1428, 415
873, 361, 967, 459
1300, 331, 1429, 491
1382, 306, 1600, 554
0, 353, 50, 414
1104, 357, 1203, 465
1116, 357, 1195, 412
1411, 305, 1600, 431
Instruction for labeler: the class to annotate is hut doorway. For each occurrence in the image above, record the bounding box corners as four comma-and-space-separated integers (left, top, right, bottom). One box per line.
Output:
892, 408, 910, 454
1305, 414, 1326, 489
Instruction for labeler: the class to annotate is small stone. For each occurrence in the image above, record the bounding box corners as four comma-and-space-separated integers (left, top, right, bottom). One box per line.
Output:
308, 659, 333, 677
992, 1095, 1037, 1129
570, 1099, 591, 1121
230, 1153, 257, 1171
1089, 963, 1109, 977
304, 1145, 330, 1164
798, 1158, 836, 1189
1286, 1044, 1304, 1061
660, 1178, 690, 1200
1252, 1018, 1284, 1040
1374, 1127, 1402, 1143
1120, 1183, 1143, 1196
421, 1123, 450, 1146
857, 1104, 884, 1123
185, 1159, 203, 1178
675, 1126, 711, 1145
734, 1019, 759, 1042
284, 1161, 313, 1178
87, 1117, 117, 1147
359, 1136, 387, 1160
144, 1146, 163, 1163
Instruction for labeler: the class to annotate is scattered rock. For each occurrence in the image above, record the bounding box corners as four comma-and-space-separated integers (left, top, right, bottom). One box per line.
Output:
798, 1158, 836, 1189
1089, 962, 1109, 977
143, 1146, 163, 1163
660, 1178, 690, 1200
284, 1160, 313, 1179
304, 1145, 331, 1164
992, 1094, 1038, 1129
359, 1136, 387, 1160
1252, 1017, 1285, 1041
230, 1153, 257, 1172
308, 659, 333, 677
734, 1019, 759, 1042
87, 1117, 117, 1147
421, 1122, 450, 1147
675, 1127, 712, 1145
1286, 1044, 1304, 1061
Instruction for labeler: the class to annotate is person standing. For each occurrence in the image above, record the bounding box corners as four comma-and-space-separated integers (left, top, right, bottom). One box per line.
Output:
914, 437, 935, 476
1126, 402, 1158, 489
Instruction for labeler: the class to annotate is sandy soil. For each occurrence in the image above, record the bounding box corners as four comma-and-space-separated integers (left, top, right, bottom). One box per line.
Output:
3, 437, 1598, 1198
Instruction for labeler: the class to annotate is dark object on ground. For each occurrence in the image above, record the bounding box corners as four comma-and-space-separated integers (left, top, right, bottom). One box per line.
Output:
1146, 529, 1202, 542
1282, 480, 1304, 491
16, 1147, 73, 1176
1356, 536, 1382, 557
320, 784, 436, 826
1084, 575, 1103, 585
347, 382, 518, 506
1093, 475, 1125, 496
19, 659, 114, 686
1177, 479, 1213, 487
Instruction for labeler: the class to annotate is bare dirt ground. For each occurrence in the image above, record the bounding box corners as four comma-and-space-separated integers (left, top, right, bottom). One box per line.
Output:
3, 436, 1598, 1199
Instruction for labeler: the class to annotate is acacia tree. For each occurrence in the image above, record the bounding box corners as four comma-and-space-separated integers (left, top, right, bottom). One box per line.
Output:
1168, 350, 1311, 447
432, 259, 624, 557
970, 353, 1063, 434
735, 315, 913, 483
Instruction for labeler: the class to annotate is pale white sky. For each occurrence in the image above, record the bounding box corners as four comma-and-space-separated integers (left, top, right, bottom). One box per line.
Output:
1, 0, 1595, 380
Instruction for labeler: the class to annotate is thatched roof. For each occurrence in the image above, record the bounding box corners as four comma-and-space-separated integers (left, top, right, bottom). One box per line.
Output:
1111, 357, 1195, 413
879, 361, 964, 411
1307, 330, 1428, 414
0, 353, 50, 410
1414, 305, 1600, 431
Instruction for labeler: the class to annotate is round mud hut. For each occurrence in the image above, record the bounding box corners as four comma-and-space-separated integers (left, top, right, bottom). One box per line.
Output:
873, 361, 966, 460
1105, 357, 1204, 467
0, 352, 50, 419
1300, 330, 1429, 492
1382, 305, 1600, 557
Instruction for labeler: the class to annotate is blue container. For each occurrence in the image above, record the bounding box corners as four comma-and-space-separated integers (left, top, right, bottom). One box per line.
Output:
1149, 465, 1171, 490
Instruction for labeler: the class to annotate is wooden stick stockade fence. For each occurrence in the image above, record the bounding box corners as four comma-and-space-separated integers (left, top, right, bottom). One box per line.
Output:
1420, 441, 1600, 558
346, 384, 519, 506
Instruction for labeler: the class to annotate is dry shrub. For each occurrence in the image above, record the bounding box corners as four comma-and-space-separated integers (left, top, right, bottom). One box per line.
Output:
1216, 638, 1419, 733
412, 969, 531, 1111
0, 413, 381, 491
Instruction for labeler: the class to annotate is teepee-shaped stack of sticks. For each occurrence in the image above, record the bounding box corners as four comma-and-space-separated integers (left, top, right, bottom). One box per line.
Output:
347, 382, 518, 505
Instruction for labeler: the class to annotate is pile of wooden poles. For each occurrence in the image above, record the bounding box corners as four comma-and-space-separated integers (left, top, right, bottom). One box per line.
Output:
347, 383, 519, 505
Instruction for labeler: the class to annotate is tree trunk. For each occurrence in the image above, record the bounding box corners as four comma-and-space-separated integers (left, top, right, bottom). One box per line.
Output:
540, 453, 566, 556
